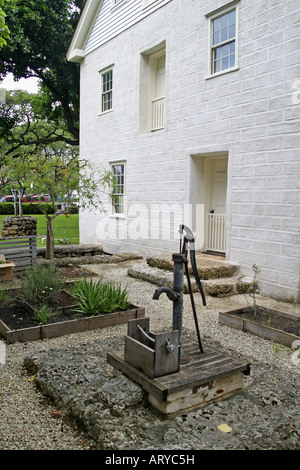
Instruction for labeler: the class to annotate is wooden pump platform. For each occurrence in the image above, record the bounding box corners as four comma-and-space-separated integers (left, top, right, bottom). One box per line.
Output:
107, 337, 251, 414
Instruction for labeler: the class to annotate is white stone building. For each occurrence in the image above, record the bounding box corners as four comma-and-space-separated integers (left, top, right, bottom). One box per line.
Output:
67, 0, 300, 301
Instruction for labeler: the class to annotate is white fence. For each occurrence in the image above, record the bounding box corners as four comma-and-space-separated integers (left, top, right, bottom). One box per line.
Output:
206, 212, 226, 253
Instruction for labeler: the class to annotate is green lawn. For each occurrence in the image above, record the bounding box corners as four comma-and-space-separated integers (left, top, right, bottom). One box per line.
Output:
0, 214, 79, 247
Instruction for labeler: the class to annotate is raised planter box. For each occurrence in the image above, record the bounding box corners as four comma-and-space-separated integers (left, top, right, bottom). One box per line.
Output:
0, 303, 145, 344
219, 305, 299, 348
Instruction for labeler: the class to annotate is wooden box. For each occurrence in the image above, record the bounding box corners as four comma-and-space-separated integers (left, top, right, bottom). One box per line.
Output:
0, 254, 15, 281
125, 318, 180, 378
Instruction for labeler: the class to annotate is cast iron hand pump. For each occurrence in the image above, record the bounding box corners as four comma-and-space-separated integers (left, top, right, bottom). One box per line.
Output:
153, 225, 206, 359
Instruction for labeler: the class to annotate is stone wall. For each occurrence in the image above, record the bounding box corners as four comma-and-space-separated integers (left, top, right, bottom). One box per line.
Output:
1, 216, 37, 237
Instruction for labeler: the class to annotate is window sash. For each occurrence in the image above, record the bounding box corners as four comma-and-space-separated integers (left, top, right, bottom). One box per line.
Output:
111, 164, 125, 215
101, 70, 113, 112
209, 7, 237, 75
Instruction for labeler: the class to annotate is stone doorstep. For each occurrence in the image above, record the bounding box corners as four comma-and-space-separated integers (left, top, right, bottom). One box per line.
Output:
146, 254, 239, 280
128, 260, 253, 297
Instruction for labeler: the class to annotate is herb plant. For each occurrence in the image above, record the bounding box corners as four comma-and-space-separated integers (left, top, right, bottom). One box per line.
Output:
20, 263, 62, 306
34, 305, 52, 325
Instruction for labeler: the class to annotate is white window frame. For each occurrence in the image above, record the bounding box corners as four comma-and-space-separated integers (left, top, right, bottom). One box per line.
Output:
206, 1, 240, 79
110, 162, 126, 217
99, 66, 113, 114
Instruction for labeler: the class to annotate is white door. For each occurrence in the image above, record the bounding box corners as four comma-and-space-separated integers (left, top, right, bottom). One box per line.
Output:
211, 159, 227, 214
206, 157, 227, 253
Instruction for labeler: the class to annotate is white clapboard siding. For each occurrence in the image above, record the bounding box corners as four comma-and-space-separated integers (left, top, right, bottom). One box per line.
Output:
85, 0, 173, 55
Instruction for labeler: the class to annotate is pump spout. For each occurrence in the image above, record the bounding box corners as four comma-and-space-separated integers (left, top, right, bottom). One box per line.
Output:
153, 286, 179, 302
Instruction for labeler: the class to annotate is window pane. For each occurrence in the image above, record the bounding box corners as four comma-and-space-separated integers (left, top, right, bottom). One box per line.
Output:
229, 24, 235, 39
222, 55, 228, 70
213, 31, 220, 45
221, 14, 228, 29
221, 27, 228, 42
216, 59, 221, 73
223, 43, 229, 57
229, 10, 236, 25
230, 53, 235, 68
213, 17, 220, 32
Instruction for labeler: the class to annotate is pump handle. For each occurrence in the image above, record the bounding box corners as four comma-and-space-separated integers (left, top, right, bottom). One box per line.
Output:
179, 225, 206, 306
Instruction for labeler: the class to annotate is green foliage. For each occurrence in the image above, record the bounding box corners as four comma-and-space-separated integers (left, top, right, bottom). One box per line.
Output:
72, 279, 131, 316
0, 90, 112, 259
0, 0, 10, 48
0, 90, 77, 158
0, 202, 79, 214
34, 304, 52, 325
20, 263, 62, 306
0, 0, 84, 144
0, 202, 55, 214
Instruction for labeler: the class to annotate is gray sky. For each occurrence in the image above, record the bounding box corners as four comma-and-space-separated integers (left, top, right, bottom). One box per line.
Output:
1, 73, 39, 93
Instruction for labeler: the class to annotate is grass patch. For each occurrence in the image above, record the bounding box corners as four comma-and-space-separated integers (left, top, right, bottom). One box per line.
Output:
0, 214, 79, 246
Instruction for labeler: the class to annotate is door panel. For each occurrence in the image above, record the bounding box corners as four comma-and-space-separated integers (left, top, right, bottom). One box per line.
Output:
211, 159, 227, 214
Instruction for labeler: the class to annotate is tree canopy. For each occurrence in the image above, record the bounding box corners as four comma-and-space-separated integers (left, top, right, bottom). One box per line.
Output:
0, 0, 84, 146
0, 0, 10, 48
0, 89, 77, 157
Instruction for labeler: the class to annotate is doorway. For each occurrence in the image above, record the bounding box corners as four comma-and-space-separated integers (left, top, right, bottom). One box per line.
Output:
190, 153, 228, 254
204, 156, 228, 253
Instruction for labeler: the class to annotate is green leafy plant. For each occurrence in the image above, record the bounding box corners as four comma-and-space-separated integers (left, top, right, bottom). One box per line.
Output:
20, 263, 62, 306
72, 278, 131, 316
34, 304, 52, 325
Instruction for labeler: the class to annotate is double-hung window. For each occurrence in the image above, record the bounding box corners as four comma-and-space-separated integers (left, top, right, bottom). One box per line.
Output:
111, 162, 125, 215
101, 68, 113, 113
207, 2, 239, 77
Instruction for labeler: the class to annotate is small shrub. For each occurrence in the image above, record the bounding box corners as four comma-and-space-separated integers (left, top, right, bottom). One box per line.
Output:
72, 278, 131, 316
20, 263, 63, 306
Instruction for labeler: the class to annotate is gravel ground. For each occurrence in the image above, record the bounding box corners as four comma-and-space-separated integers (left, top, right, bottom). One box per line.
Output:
0, 259, 299, 451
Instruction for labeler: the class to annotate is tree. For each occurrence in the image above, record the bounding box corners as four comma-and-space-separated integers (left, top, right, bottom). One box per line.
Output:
0, 0, 84, 146
1, 89, 114, 260
4, 147, 113, 260
0, 0, 10, 48
0, 89, 75, 156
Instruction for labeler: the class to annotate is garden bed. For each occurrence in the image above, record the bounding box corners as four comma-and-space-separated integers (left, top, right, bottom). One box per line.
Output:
0, 289, 145, 344
218, 305, 300, 347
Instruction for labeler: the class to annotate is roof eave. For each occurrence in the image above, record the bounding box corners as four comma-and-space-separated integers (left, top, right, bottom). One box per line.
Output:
66, 0, 103, 63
